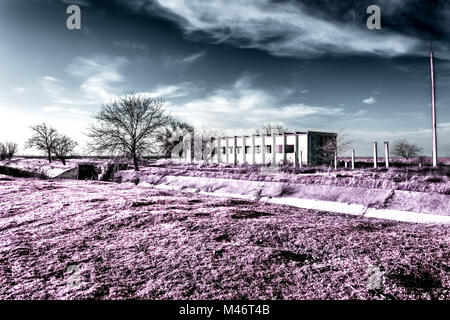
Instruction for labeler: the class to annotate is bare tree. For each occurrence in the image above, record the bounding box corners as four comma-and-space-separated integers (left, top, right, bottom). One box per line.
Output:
5, 142, 18, 160
192, 128, 225, 162
26, 123, 58, 162
155, 118, 194, 158
255, 123, 288, 135
317, 130, 355, 165
52, 135, 77, 165
0, 142, 16, 160
392, 140, 423, 160
87, 93, 171, 170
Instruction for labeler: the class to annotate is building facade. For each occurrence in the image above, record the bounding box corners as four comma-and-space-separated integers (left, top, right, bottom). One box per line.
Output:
176, 131, 336, 166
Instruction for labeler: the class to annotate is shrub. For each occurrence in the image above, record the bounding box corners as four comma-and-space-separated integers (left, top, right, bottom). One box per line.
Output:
392, 140, 423, 160
278, 183, 296, 197
0, 142, 18, 160
425, 176, 443, 183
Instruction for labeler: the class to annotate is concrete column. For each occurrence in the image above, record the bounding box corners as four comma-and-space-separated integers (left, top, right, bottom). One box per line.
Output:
205, 136, 210, 162
193, 134, 203, 162
351, 149, 355, 170
183, 136, 188, 161
233, 136, 238, 165
217, 137, 222, 163
190, 135, 194, 163
334, 152, 338, 170
251, 135, 256, 165
262, 135, 266, 164
191, 129, 195, 163
242, 136, 246, 164
272, 133, 276, 166
294, 134, 299, 167
373, 142, 378, 169
384, 141, 389, 169
430, 51, 438, 167
299, 150, 303, 168
201, 135, 204, 161
225, 137, 229, 163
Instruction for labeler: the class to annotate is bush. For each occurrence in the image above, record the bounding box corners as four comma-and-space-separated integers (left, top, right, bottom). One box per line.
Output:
425, 176, 443, 183
277, 182, 296, 197
0, 142, 18, 160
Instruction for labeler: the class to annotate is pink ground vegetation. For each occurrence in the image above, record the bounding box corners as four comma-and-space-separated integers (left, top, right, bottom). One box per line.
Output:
0, 176, 449, 299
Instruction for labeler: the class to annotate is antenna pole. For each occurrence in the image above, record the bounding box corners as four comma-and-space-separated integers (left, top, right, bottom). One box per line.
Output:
430, 48, 438, 167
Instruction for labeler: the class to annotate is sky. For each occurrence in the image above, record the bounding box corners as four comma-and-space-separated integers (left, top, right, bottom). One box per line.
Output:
0, 0, 449, 156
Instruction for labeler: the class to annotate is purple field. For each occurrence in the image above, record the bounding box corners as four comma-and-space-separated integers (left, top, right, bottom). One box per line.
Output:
0, 174, 449, 299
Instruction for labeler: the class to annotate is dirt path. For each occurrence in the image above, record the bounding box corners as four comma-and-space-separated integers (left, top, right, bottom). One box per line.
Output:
0, 177, 449, 299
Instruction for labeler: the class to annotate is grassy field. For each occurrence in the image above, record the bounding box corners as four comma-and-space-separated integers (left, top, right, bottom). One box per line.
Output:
0, 175, 449, 299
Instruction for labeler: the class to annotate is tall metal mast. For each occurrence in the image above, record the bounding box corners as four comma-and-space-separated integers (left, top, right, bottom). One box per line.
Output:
430, 46, 438, 167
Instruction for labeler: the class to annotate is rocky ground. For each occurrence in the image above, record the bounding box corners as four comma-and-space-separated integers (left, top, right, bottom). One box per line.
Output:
0, 175, 449, 299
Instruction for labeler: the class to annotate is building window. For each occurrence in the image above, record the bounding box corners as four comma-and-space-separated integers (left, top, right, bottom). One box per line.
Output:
222, 147, 226, 154
285, 145, 295, 153
265, 145, 272, 153
245, 146, 251, 154
255, 145, 261, 154
228, 147, 233, 154
277, 145, 283, 153
235, 146, 242, 154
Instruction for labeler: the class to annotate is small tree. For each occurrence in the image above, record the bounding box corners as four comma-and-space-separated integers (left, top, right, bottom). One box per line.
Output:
155, 119, 194, 158
191, 128, 225, 162
317, 130, 355, 166
52, 135, 77, 165
255, 123, 288, 135
5, 142, 18, 160
392, 140, 423, 160
26, 123, 58, 162
87, 93, 171, 170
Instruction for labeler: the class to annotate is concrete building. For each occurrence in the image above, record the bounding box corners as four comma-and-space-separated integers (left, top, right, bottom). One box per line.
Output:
177, 131, 336, 166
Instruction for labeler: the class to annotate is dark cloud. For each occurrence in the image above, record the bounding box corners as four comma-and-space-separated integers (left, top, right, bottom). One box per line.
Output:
116, 0, 450, 58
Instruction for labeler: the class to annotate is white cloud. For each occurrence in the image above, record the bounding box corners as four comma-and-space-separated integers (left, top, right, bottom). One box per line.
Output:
131, 0, 419, 58
180, 51, 206, 64
354, 109, 369, 116
138, 82, 196, 99
13, 87, 30, 94
438, 122, 450, 131
164, 51, 207, 67
67, 57, 128, 104
164, 75, 345, 130
41, 76, 72, 104
42, 106, 91, 115
43, 76, 60, 82
363, 97, 377, 104
42, 56, 127, 106
112, 40, 149, 51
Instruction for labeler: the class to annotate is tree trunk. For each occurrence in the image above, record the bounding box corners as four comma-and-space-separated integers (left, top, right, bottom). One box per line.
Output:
47, 151, 52, 163
61, 158, 66, 165
133, 153, 139, 171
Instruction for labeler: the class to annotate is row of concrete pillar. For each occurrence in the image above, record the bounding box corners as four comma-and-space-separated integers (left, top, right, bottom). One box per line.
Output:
336, 141, 390, 170
372, 141, 390, 169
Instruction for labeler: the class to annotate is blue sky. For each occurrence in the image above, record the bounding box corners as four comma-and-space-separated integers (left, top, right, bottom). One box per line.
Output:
0, 0, 449, 156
